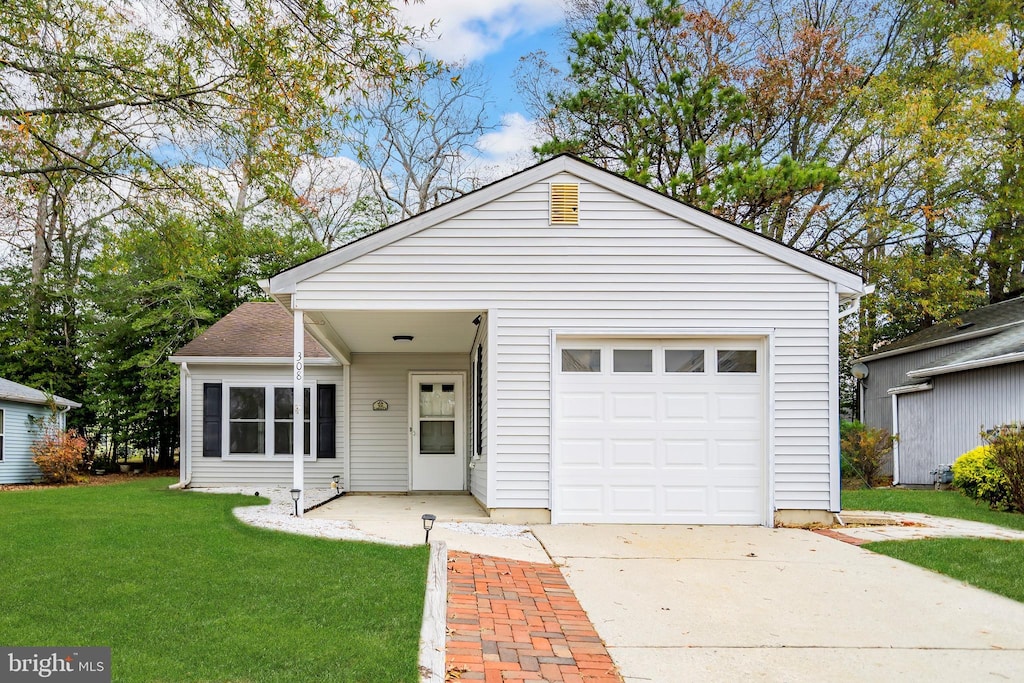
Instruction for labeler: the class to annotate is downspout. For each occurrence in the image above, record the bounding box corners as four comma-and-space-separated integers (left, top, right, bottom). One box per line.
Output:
890, 392, 900, 486
169, 362, 192, 490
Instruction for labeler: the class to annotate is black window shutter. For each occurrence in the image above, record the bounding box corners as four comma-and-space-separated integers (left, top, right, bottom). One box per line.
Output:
476, 344, 483, 456
317, 384, 336, 458
202, 383, 222, 457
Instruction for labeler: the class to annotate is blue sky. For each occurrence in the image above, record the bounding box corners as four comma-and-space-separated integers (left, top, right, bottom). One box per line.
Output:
396, 1, 568, 166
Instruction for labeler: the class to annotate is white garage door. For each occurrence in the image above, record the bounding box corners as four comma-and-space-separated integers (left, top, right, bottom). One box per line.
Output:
553, 339, 765, 524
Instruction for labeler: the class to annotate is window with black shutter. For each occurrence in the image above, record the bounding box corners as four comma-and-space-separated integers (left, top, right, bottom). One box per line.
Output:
202, 383, 222, 457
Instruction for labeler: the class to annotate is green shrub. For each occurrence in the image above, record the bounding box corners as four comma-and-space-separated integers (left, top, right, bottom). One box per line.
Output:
984, 423, 1024, 512
952, 445, 1011, 510
840, 421, 893, 487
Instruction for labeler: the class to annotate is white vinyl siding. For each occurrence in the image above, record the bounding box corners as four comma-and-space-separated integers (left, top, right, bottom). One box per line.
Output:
185, 364, 345, 491
294, 172, 836, 512
0, 401, 56, 484
348, 353, 469, 492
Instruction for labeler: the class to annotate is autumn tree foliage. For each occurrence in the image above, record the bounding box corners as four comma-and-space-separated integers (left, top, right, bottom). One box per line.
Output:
523, 0, 1024, 362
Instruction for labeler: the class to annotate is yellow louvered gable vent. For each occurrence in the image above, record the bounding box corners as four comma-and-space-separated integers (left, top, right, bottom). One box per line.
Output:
550, 183, 579, 225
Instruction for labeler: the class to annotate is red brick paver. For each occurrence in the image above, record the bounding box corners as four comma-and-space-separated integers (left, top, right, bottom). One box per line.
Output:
812, 528, 871, 546
446, 552, 622, 683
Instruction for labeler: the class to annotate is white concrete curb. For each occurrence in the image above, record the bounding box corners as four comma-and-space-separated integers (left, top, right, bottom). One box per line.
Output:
419, 540, 448, 683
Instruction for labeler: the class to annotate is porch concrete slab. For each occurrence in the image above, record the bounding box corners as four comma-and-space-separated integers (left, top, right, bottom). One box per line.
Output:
307, 493, 492, 522
532, 525, 1024, 682
305, 493, 550, 563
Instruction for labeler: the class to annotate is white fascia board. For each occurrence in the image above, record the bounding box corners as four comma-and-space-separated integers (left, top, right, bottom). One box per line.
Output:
906, 351, 1024, 379
564, 161, 866, 294
268, 157, 575, 294
167, 356, 340, 365
887, 382, 932, 395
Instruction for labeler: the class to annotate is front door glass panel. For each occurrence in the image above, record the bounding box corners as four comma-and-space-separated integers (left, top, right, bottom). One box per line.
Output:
419, 383, 456, 454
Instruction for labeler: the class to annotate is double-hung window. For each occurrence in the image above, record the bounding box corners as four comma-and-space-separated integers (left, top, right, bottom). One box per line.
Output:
226, 385, 312, 458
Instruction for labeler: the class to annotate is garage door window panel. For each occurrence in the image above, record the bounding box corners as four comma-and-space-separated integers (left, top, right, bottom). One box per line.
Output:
613, 349, 653, 373
562, 349, 601, 372
666, 349, 705, 373
717, 350, 757, 373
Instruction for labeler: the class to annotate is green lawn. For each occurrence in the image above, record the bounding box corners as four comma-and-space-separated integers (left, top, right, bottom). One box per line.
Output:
842, 487, 1024, 603
0, 478, 429, 682
864, 538, 1024, 603
842, 487, 1024, 531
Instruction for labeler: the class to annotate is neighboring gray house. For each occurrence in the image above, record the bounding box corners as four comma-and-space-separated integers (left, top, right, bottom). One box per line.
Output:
172, 155, 868, 526
857, 296, 1024, 485
0, 378, 82, 484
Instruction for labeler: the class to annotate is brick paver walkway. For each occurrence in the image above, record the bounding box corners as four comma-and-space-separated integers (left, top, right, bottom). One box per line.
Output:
446, 552, 622, 683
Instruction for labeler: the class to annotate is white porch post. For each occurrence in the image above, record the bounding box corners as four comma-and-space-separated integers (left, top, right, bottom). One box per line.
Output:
293, 307, 305, 516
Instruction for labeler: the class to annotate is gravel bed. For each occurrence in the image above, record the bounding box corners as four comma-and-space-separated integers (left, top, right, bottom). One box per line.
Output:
188, 486, 376, 543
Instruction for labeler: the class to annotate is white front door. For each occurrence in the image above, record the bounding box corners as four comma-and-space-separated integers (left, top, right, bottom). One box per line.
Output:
410, 374, 466, 491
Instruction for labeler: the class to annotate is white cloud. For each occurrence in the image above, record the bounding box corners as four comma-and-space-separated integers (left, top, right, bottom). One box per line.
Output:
476, 112, 541, 158
468, 112, 542, 179
396, 0, 564, 62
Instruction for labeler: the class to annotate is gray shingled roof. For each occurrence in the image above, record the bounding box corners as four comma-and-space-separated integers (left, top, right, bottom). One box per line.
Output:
0, 378, 81, 408
860, 295, 1024, 362
907, 323, 1024, 378
174, 302, 330, 359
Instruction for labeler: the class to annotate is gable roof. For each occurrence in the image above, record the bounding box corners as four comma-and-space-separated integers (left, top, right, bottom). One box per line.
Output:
171, 302, 331, 361
268, 154, 865, 297
860, 295, 1024, 363
0, 378, 81, 409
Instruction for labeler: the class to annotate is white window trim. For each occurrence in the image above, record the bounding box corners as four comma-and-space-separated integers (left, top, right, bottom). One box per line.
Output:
0, 407, 4, 461
222, 382, 318, 461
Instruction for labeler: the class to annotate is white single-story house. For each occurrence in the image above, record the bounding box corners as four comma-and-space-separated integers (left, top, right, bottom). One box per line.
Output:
170, 155, 867, 525
856, 295, 1024, 485
0, 378, 82, 484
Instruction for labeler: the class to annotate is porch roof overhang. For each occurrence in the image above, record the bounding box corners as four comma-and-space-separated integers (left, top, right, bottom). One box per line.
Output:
269, 295, 482, 365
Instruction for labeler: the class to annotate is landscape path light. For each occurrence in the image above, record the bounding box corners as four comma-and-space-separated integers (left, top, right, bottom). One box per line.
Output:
421, 513, 436, 544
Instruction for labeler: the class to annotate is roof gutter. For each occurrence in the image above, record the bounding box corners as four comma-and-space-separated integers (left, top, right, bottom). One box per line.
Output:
887, 382, 932, 395
838, 284, 874, 320
906, 350, 1024, 379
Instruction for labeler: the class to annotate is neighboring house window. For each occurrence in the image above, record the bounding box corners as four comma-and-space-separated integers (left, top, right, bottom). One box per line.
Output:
0, 408, 4, 461
227, 385, 312, 458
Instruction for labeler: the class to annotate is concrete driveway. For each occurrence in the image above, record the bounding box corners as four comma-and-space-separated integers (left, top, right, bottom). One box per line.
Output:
532, 525, 1024, 682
